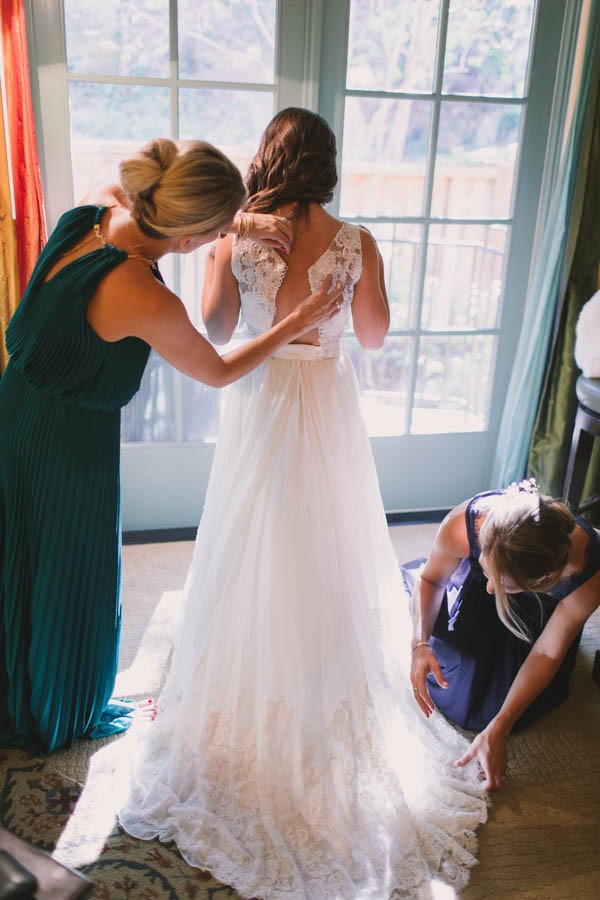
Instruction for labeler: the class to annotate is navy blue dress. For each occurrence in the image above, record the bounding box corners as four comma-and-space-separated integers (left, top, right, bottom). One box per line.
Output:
403, 490, 600, 732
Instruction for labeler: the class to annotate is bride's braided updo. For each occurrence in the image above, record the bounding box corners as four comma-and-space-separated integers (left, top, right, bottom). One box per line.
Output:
119, 138, 246, 239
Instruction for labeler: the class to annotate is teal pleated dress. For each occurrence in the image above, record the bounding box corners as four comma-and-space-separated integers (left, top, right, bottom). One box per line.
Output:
0, 205, 153, 752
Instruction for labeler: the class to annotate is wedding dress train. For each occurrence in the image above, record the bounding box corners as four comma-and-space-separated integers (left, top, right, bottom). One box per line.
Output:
119, 223, 487, 899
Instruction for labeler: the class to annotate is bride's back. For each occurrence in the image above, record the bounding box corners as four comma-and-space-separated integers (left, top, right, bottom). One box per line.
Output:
273, 204, 346, 344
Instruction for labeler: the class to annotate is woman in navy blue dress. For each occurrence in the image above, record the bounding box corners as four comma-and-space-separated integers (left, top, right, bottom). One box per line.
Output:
405, 480, 600, 791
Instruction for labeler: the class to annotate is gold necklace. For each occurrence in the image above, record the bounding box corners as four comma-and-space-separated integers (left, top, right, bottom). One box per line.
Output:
64, 215, 158, 270
95, 221, 158, 269
64, 226, 102, 257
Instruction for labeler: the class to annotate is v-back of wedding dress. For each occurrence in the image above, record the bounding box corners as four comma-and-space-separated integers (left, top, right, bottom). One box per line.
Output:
119, 224, 487, 899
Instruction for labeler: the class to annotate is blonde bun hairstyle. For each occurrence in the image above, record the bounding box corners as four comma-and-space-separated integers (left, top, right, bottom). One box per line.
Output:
119, 138, 246, 239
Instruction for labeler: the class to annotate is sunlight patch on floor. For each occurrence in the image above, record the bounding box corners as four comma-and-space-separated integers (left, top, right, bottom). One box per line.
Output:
52, 736, 131, 868
431, 880, 458, 899
115, 588, 184, 698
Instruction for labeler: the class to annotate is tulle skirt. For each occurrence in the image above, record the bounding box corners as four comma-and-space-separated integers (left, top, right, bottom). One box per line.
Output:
119, 346, 487, 899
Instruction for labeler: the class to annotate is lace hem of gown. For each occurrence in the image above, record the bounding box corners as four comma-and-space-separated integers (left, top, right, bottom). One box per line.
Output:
120, 679, 488, 900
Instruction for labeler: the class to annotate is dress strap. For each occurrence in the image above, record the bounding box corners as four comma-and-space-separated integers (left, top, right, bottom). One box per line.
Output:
465, 490, 502, 561
92, 205, 158, 270
93, 203, 117, 224
548, 516, 600, 600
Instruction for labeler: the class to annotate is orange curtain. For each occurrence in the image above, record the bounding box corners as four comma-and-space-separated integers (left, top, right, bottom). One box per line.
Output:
1, 0, 46, 302
0, 84, 18, 373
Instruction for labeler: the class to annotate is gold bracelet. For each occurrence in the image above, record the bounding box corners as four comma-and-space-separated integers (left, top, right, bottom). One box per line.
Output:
411, 640, 431, 653
236, 212, 254, 240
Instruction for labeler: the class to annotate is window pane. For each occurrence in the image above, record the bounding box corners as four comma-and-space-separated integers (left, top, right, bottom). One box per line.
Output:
179, 89, 273, 174
340, 97, 432, 217
120, 254, 175, 444
422, 224, 507, 330
178, 0, 276, 83
412, 334, 495, 433
121, 351, 176, 443
344, 336, 412, 436
180, 245, 212, 329
347, 0, 441, 93
64, 0, 169, 77
443, 0, 536, 98
431, 101, 522, 218
69, 84, 170, 198
360, 222, 422, 331
181, 379, 222, 441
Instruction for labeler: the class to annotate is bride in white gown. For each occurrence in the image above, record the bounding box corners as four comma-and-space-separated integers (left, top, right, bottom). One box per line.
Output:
119, 108, 488, 899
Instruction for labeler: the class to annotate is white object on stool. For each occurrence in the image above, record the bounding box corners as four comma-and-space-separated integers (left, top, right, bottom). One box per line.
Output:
575, 290, 600, 377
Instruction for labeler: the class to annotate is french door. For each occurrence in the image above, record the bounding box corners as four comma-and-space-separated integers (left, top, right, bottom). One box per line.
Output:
27, 0, 572, 528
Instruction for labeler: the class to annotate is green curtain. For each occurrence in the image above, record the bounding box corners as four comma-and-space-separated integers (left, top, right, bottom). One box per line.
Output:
528, 45, 600, 525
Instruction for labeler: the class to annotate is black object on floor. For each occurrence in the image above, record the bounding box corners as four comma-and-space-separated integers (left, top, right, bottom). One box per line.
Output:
0, 829, 92, 899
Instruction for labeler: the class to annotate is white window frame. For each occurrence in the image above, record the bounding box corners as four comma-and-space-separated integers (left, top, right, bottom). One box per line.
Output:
25, 0, 578, 527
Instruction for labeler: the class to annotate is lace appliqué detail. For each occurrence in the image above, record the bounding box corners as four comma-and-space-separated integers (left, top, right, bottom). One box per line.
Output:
232, 223, 363, 355
231, 241, 287, 338
123, 686, 487, 900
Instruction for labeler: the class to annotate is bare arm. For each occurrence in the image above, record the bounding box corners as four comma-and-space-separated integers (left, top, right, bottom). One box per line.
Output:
455, 567, 600, 790
410, 502, 470, 716
201, 236, 241, 345
88, 262, 342, 388
351, 228, 390, 350
201, 215, 293, 345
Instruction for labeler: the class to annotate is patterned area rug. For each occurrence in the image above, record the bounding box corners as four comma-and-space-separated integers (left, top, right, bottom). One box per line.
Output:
0, 739, 245, 899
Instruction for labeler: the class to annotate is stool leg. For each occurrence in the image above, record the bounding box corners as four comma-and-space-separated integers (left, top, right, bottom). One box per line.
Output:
563, 410, 595, 510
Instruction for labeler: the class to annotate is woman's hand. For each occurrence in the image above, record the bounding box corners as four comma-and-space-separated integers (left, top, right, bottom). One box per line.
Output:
454, 719, 509, 791
236, 212, 293, 253
410, 644, 447, 717
289, 275, 344, 335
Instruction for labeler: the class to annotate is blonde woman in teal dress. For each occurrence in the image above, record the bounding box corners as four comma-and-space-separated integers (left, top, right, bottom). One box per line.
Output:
0, 137, 342, 753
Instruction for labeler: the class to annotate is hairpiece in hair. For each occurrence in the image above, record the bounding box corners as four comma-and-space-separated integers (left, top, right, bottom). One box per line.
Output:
504, 477, 539, 498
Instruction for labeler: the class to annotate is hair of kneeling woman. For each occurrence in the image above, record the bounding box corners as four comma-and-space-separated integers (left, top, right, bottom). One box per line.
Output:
479, 492, 575, 641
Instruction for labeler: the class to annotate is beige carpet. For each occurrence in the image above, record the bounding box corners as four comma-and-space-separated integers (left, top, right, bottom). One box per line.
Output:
1, 523, 599, 898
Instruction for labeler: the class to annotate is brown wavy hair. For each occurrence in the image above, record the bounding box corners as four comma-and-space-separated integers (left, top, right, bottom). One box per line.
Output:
244, 107, 337, 217
479, 491, 575, 641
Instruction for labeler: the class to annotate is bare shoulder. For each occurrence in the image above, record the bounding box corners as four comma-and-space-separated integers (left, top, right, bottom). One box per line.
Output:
102, 258, 176, 310
434, 500, 472, 558
565, 529, 600, 617
357, 224, 376, 241
89, 259, 184, 342
419, 500, 471, 582
357, 225, 378, 255
77, 182, 125, 208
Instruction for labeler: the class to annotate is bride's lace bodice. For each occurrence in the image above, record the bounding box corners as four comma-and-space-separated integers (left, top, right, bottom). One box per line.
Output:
232, 222, 362, 356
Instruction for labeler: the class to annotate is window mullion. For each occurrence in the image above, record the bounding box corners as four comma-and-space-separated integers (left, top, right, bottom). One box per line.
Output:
406, 0, 451, 434
27, 0, 73, 227
169, 0, 185, 446
318, 0, 351, 218
277, 0, 322, 112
